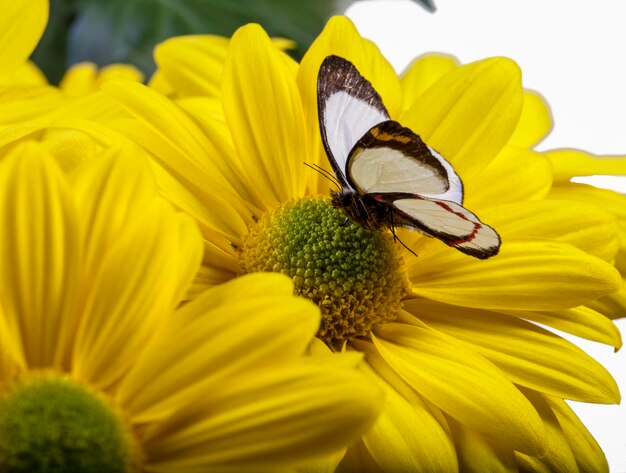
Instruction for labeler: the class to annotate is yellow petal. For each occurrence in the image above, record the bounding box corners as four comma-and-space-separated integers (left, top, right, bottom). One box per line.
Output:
447, 416, 517, 473
72, 199, 202, 390
97, 64, 144, 85
520, 389, 579, 473
588, 283, 626, 320
406, 300, 620, 403
0, 0, 48, 81
299, 16, 402, 119
5, 60, 49, 87
501, 306, 622, 349
336, 439, 383, 472
102, 81, 246, 198
400, 54, 459, 112
482, 200, 620, 262
355, 355, 458, 472
117, 273, 321, 422
464, 147, 552, 209
0, 141, 80, 369
58, 62, 98, 96
508, 90, 553, 148
547, 149, 626, 182
547, 397, 609, 473
298, 450, 346, 473
0, 86, 63, 126
223, 24, 308, 208
401, 57, 523, 179
142, 363, 383, 472
371, 320, 546, 455
69, 143, 157, 279
154, 35, 229, 98
408, 240, 621, 311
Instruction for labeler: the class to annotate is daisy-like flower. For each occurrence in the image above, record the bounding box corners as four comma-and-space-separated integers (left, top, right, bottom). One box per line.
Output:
98, 16, 622, 472
0, 140, 383, 472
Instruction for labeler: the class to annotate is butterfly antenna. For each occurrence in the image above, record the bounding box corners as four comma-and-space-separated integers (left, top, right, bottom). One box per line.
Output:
303, 162, 341, 190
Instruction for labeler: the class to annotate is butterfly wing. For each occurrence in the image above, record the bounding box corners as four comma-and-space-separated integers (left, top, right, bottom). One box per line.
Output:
317, 55, 390, 188
346, 120, 463, 203
377, 193, 500, 259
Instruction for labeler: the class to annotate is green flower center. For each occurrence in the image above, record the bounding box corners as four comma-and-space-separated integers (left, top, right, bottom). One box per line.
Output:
239, 197, 410, 350
0, 375, 138, 473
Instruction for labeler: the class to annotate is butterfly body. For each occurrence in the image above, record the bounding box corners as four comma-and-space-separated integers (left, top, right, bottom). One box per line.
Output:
317, 55, 501, 259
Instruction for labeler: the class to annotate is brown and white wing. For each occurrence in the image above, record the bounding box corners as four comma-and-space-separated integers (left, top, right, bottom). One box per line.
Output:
347, 120, 463, 203
317, 55, 390, 188
380, 194, 500, 259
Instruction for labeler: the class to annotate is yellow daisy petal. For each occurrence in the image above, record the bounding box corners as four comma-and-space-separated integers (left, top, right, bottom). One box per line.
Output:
6, 60, 49, 87
223, 24, 308, 207
547, 149, 626, 182
587, 284, 626, 320
69, 143, 158, 279
371, 321, 545, 455
0, 86, 63, 126
409, 241, 621, 310
521, 389, 579, 473
298, 15, 402, 119
356, 353, 458, 472
72, 198, 201, 389
154, 35, 230, 98
501, 306, 622, 349
97, 64, 144, 85
482, 200, 620, 262
116, 274, 320, 422
401, 57, 523, 178
58, 62, 99, 96
407, 300, 620, 403
465, 147, 552, 208
59, 63, 144, 97
400, 53, 459, 112
0, 0, 47, 80
102, 81, 248, 201
547, 397, 609, 473
448, 416, 517, 473
0, 141, 80, 369
141, 364, 383, 472
508, 90, 553, 148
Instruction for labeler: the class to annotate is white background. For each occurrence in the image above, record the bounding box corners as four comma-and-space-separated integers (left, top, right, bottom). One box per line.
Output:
346, 1, 626, 471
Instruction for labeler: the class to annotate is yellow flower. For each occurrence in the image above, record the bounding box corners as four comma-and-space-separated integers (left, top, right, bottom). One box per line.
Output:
0, 141, 383, 472
99, 16, 621, 472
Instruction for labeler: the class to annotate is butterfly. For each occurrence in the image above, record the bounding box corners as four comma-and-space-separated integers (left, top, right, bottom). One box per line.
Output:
316, 55, 500, 259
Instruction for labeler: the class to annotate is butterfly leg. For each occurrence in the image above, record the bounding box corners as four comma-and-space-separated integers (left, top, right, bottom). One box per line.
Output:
389, 212, 418, 257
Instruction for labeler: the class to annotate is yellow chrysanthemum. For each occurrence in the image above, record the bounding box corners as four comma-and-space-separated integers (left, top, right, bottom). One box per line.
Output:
0, 140, 383, 472
95, 16, 624, 472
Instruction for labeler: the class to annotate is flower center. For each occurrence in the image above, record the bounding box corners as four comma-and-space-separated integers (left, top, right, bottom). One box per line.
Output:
0, 374, 139, 473
239, 197, 409, 350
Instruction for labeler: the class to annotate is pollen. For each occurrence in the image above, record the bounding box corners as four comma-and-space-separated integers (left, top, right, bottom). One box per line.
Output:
0, 375, 139, 473
239, 197, 410, 350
